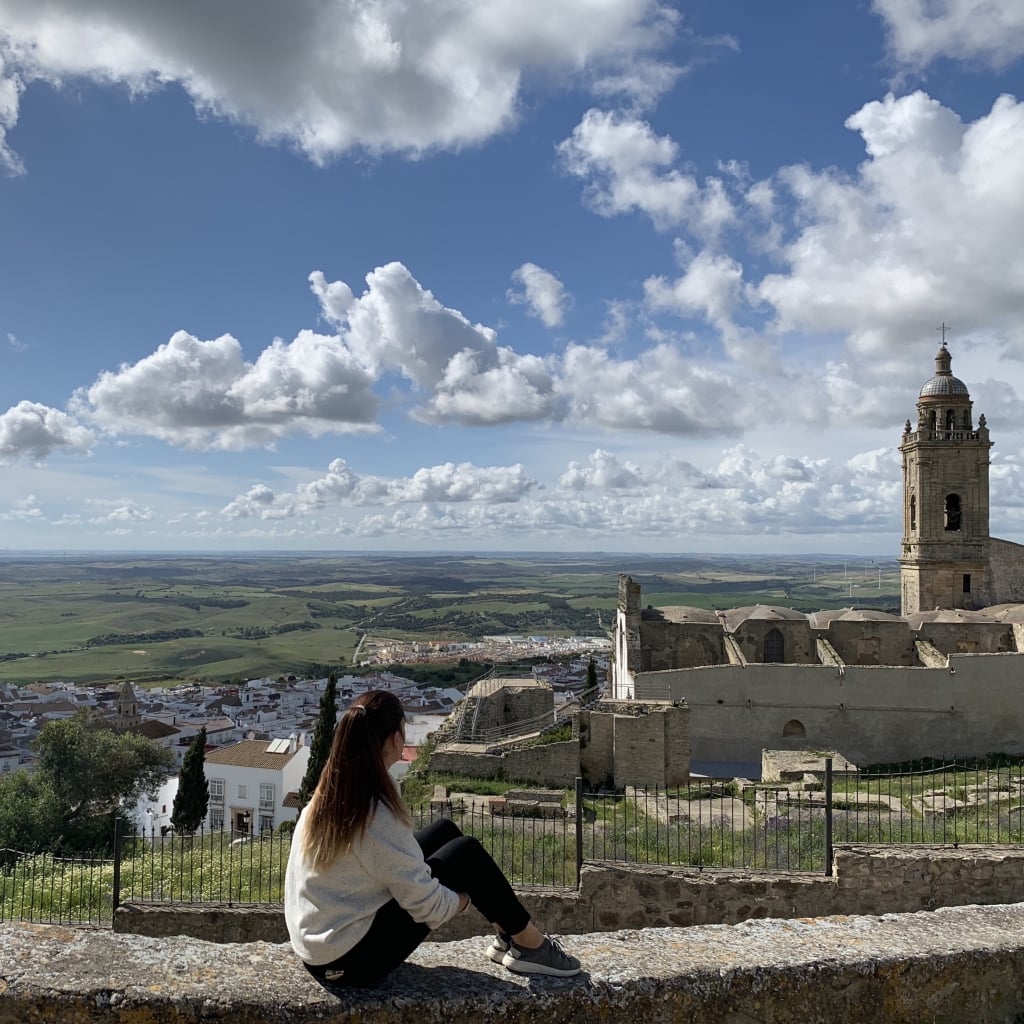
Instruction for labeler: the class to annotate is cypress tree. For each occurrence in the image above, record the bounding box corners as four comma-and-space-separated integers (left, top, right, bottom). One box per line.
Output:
298, 672, 338, 809
170, 727, 209, 835
586, 657, 598, 695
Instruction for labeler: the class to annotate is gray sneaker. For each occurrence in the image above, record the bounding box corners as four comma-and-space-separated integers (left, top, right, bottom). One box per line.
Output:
486, 932, 511, 964
501, 936, 581, 977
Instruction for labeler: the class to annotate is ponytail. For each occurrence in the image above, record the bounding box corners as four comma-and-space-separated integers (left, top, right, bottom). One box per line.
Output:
301, 690, 409, 867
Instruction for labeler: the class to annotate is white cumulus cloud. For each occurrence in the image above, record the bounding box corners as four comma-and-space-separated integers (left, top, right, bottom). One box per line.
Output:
508, 263, 571, 328
874, 0, 1024, 69
756, 91, 1024, 359
558, 109, 735, 236
0, 401, 94, 460
0, 0, 678, 170
313, 261, 560, 426
73, 329, 378, 450
222, 457, 537, 520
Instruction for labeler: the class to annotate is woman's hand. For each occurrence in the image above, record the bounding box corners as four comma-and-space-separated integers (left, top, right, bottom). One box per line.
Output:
457, 893, 470, 913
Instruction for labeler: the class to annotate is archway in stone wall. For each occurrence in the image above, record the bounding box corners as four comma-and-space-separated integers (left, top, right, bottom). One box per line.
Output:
782, 719, 806, 739
764, 628, 785, 663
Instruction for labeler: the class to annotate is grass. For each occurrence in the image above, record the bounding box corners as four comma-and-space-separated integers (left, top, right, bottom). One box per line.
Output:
7, 763, 1024, 926
401, 772, 519, 806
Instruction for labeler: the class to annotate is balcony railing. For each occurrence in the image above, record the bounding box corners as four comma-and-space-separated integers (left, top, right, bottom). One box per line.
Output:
903, 429, 982, 443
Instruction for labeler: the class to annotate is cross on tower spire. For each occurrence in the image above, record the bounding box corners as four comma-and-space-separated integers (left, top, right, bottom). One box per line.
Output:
937, 321, 951, 345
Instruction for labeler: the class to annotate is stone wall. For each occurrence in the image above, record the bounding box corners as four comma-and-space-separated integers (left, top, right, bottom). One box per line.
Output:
577, 701, 689, 788
916, 617, 1014, 654
636, 653, 1024, 769
989, 537, 1024, 606
503, 685, 554, 730
577, 709, 614, 786
825, 619, 917, 666
112, 844, 1024, 945
428, 740, 579, 788
13, 905, 1024, 1024
729, 617, 816, 665
468, 681, 553, 735
638, 620, 725, 670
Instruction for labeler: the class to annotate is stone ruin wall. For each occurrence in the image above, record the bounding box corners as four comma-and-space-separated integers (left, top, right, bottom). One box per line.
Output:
429, 700, 689, 790
470, 683, 554, 736
578, 701, 689, 789
428, 740, 580, 789
638, 620, 725, 671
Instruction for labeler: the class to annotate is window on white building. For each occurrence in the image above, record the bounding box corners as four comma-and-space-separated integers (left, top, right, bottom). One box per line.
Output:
260, 815, 274, 834
259, 783, 275, 810
209, 779, 224, 804
209, 808, 225, 831
238, 784, 248, 800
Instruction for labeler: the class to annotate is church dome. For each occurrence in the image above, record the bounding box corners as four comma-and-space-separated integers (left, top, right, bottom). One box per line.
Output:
920, 375, 969, 398
919, 343, 969, 399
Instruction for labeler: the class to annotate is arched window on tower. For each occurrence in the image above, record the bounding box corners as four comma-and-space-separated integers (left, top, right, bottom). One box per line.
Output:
945, 409, 955, 431
909, 494, 917, 532
764, 628, 785, 663
962, 409, 970, 429
945, 493, 962, 532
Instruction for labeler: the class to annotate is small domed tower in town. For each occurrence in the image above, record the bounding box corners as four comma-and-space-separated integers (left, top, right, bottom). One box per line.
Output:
899, 342, 992, 614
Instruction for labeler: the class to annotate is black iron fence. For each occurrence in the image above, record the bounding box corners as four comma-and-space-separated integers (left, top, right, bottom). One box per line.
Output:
5, 756, 1024, 928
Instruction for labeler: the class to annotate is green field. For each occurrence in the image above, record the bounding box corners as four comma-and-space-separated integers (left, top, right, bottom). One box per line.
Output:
0, 552, 899, 686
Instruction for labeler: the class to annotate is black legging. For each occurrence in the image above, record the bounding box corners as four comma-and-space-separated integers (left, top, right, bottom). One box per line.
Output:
305, 817, 531, 986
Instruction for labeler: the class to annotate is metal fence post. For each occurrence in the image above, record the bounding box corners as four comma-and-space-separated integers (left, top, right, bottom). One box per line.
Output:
574, 777, 583, 889
824, 757, 834, 877
111, 817, 123, 924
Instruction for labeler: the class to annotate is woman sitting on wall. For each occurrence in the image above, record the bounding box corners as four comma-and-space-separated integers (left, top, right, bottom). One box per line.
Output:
284, 689, 580, 985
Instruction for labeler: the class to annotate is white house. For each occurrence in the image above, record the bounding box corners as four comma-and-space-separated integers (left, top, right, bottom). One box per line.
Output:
203, 734, 310, 834
133, 775, 180, 835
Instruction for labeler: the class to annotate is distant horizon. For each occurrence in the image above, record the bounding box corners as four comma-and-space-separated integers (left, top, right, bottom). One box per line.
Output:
0, 547, 900, 562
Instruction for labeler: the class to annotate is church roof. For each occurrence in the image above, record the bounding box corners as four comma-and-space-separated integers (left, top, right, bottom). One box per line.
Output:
920, 374, 969, 397
907, 608, 994, 625
811, 608, 902, 626
653, 606, 720, 624
722, 605, 808, 631
128, 719, 180, 740
968, 604, 1024, 624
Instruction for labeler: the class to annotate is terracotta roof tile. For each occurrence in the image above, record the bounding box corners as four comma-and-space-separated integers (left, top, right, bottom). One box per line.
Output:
205, 739, 303, 770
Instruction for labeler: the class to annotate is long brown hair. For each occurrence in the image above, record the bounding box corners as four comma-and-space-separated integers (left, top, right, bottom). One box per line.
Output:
301, 689, 409, 868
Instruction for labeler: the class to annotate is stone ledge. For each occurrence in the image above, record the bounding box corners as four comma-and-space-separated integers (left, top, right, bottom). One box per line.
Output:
5, 903, 1024, 1023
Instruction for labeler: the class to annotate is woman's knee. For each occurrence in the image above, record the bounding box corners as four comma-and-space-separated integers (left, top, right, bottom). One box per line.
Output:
415, 816, 462, 852
427, 834, 490, 875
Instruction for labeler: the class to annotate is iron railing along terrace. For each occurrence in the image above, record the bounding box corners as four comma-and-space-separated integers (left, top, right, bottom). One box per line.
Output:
3, 756, 1024, 928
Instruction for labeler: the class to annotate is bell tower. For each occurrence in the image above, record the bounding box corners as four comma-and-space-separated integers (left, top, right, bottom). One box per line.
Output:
900, 341, 992, 615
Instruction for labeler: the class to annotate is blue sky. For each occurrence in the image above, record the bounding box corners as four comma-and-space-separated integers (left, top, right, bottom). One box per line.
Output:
2, 0, 1024, 554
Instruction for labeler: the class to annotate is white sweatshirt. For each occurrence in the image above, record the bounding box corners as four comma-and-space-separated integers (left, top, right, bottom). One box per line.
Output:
284, 802, 462, 966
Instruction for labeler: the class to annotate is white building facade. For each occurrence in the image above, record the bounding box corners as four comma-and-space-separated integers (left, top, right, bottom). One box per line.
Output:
203, 735, 310, 835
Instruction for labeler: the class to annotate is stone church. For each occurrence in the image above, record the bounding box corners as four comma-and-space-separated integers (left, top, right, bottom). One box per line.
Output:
900, 343, 1024, 612
612, 345, 1024, 775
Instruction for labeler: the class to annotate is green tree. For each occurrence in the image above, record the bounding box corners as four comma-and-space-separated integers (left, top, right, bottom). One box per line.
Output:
297, 671, 338, 809
170, 727, 209, 834
0, 770, 63, 857
27, 709, 175, 851
586, 657, 598, 694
